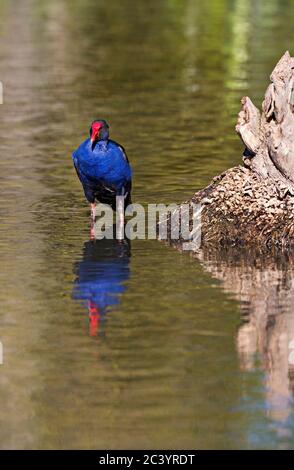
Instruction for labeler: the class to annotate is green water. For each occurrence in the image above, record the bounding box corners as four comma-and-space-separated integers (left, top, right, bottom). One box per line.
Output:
0, 0, 294, 449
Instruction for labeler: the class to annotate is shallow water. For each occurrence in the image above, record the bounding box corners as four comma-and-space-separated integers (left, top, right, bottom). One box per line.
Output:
0, 0, 294, 449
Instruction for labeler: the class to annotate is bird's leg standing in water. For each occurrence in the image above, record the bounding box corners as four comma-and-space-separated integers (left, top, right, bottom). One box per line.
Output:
90, 203, 96, 239
116, 195, 124, 240
91, 202, 96, 221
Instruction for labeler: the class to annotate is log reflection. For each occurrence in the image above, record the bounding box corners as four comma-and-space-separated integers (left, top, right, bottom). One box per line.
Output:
197, 248, 294, 422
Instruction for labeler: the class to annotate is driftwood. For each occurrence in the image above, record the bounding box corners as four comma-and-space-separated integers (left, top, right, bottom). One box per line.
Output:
237, 51, 294, 188
168, 52, 294, 249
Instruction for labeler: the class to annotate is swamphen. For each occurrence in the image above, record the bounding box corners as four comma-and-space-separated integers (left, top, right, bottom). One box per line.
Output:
72, 120, 132, 223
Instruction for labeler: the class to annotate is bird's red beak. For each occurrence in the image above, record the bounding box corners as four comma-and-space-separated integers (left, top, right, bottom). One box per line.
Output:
90, 132, 97, 150
90, 125, 101, 144
90, 130, 98, 146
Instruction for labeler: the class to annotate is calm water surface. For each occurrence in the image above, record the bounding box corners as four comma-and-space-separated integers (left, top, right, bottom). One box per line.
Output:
0, 0, 294, 449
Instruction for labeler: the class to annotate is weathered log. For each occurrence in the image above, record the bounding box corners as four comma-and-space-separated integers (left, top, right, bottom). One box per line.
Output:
167, 52, 294, 249
238, 51, 294, 187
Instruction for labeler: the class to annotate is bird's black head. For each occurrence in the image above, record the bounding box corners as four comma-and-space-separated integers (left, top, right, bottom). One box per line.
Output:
90, 119, 109, 149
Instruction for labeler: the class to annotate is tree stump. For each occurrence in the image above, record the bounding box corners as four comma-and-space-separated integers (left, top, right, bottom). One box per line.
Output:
168, 52, 294, 249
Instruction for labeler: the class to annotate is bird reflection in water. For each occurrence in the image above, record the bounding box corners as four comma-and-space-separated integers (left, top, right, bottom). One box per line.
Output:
73, 235, 130, 336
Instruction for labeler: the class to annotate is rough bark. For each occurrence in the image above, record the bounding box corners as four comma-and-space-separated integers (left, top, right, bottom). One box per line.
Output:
237, 51, 294, 189
167, 52, 294, 249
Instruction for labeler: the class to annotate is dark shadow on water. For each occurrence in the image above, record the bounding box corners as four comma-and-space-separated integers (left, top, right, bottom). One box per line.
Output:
72, 234, 131, 337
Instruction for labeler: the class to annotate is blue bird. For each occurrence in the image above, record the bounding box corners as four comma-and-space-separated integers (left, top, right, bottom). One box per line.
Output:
72, 120, 132, 224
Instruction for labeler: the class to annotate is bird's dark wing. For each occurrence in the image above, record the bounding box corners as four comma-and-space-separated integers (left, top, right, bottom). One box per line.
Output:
108, 139, 132, 207
109, 139, 130, 163
123, 179, 132, 207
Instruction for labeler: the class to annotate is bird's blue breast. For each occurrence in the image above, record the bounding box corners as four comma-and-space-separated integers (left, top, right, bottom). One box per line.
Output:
72, 138, 132, 190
